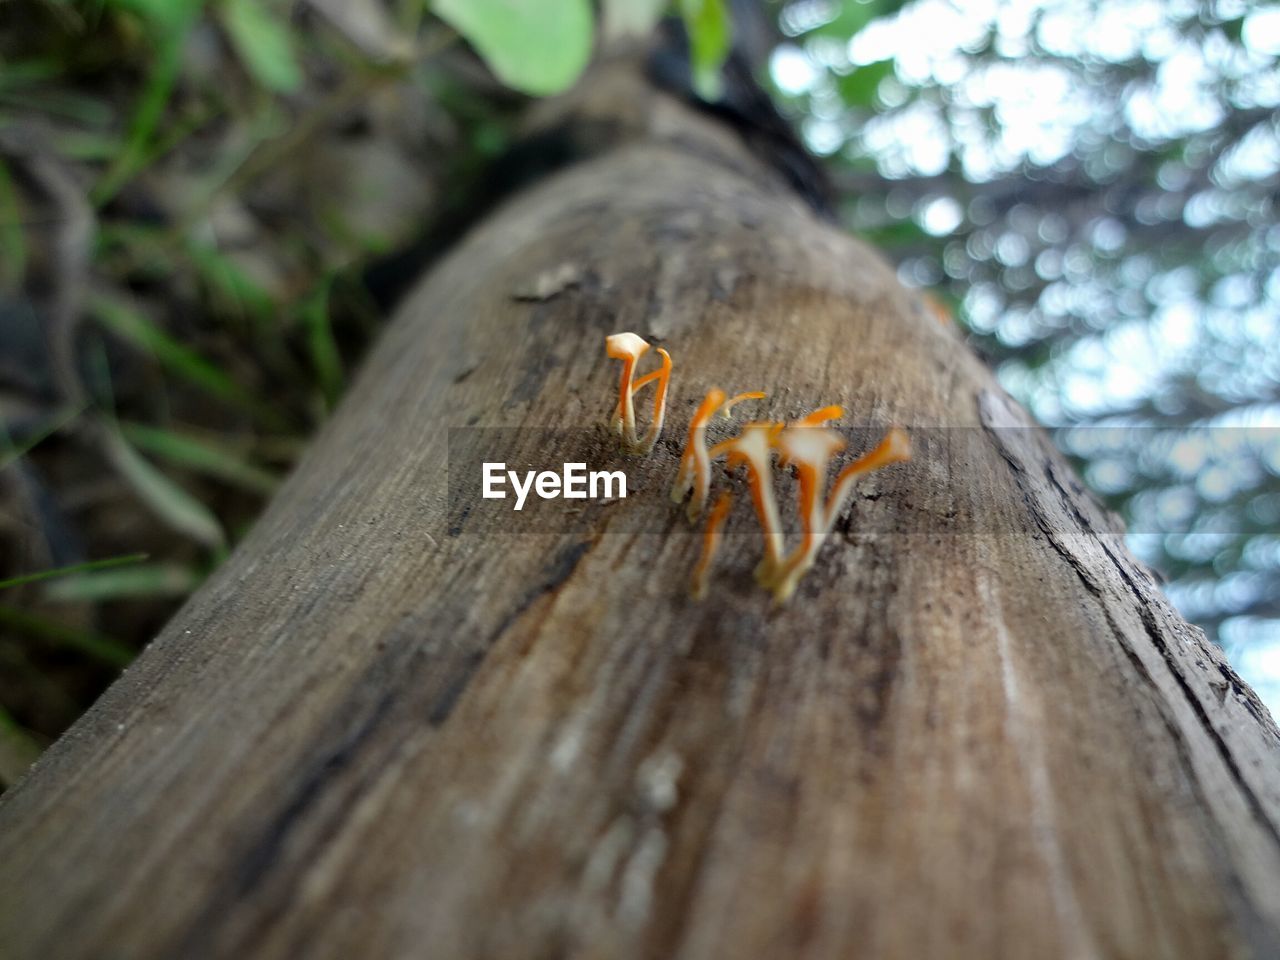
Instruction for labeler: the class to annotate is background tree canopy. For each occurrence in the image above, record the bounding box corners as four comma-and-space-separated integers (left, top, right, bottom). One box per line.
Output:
763, 0, 1280, 705
0, 0, 1276, 780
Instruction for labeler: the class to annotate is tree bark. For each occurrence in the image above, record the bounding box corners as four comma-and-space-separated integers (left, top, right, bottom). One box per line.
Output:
2, 55, 1279, 960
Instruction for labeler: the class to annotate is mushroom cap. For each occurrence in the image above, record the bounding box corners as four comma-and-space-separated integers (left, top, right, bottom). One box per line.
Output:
605, 332, 650, 360
777, 426, 846, 466
725, 422, 779, 466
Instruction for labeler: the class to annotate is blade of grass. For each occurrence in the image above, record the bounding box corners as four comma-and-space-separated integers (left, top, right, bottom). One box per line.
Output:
95, 222, 181, 282
183, 241, 275, 326
0, 553, 149, 592
300, 276, 343, 409
0, 404, 85, 470
0, 58, 61, 90
0, 703, 43, 788
220, 0, 303, 93
88, 293, 285, 429
49, 129, 125, 163
103, 428, 226, 549
0, 86, 117, 127
121, 421, 280, 495
90, 0, 203, 206
0, 157, 26, 288
90, 36, 182, 206
0, 604, 134, 668
43, 562, 200, 602
84, 334, 228, 551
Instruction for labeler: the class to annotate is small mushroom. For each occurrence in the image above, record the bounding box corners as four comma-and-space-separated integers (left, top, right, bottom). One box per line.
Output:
672, 388, 765, 520
770, 425, 912, 603
777, 405, 844, 467
605, 332, 672, 454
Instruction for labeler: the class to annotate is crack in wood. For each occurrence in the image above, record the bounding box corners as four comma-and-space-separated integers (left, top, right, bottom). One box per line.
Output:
979, 390, 1280, 957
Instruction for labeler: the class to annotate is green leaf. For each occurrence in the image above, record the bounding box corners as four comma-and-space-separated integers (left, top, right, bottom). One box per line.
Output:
836, 58, 895, 107
104, 428, 226, 549
679, 0, 731, 101
220, 0, 304, 93
433, 0, 594, 96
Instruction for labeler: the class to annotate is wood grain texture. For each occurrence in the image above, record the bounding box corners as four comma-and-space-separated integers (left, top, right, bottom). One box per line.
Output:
2, 62, 1279, 960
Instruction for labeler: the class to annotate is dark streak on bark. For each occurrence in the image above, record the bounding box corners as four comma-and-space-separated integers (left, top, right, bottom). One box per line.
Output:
427, 650, 487, 726
170, 688, 399, 958
170, 538, 595, 956
641, 627, 771, 960
230, 691, 397, 901
429, 537, 594, 727
1095, 536, 1280, 828
1042, 451, 1280, 845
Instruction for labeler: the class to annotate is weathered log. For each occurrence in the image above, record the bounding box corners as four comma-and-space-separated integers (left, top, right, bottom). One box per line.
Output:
2, 55, 1279, 960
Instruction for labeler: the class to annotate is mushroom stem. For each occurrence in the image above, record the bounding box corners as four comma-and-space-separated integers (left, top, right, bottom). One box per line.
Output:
724, 423, 786, 584
672, 388, 725, 508
691, 491, 733, 600
794, 405, 844, 427
606, 333, 648, 444
824, 427, 912, 527
722, 391, 766, 418
672, 388, 765, 520
616, 357, 637, 438
637, 347, 672, 454
770, 426, 847, 603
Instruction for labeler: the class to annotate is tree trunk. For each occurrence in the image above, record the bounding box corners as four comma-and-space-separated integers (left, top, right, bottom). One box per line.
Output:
2, 54, 1279, 960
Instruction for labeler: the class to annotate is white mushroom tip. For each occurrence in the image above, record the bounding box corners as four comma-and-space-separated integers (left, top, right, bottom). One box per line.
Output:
605, 332, 650, 359
777, 426, 846, 466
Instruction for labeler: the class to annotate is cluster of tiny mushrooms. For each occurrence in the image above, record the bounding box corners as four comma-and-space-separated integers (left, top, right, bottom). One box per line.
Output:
605, 332, 911, 604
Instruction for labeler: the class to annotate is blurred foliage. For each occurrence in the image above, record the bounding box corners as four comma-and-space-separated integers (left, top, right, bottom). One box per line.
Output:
768, 0, 1280, 697
0, 0, 738, 781
0, 0, 492, 772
